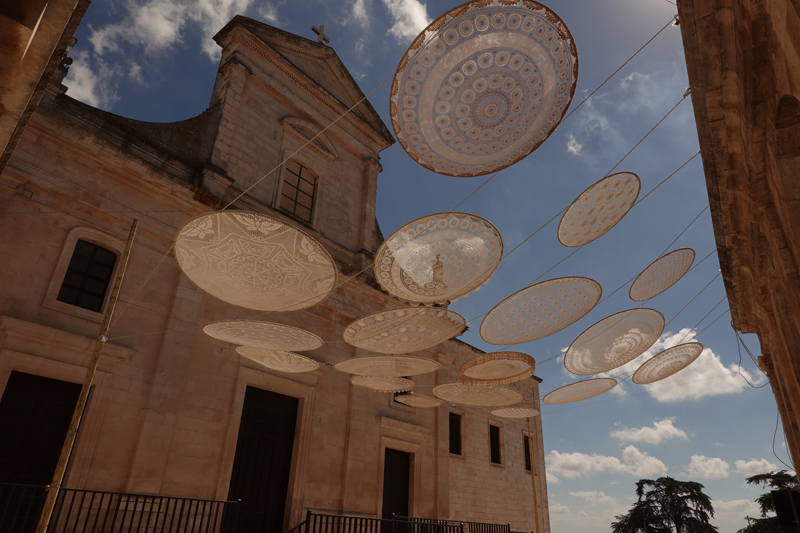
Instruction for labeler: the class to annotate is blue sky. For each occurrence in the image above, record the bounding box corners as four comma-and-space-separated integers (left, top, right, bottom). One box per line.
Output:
66, 0, 790, 531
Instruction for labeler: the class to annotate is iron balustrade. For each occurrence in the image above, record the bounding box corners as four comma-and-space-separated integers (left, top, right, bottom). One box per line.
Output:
0, 482, 240, 533
287, 511, 515, 533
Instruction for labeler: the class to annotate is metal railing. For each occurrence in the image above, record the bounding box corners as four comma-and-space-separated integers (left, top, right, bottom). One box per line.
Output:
288, 512, 514, 533
0, 483, 240, 533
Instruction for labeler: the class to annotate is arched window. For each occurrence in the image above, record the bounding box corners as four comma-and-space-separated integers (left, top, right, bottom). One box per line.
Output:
279, 160, 317, 223
56, 240, 117, 312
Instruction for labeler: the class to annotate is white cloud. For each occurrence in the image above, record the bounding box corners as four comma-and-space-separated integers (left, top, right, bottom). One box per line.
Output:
687, 455, 730, 479
547, 445, 667, 479
715, 499, 760, 514
550, 503, 570, 513
89, 0, 254, 60
735, 458, 779, 476
381, 0, 430, 42
546, 471, 560, 484
569, 491, 617, 505
64, 51, 120, 109
610, 418, 690, 445
128, 62, 144, 84
566, 132, 583, 156
600, 328, 765, 402
352, 0, 369, 27
259, 2, 279, 23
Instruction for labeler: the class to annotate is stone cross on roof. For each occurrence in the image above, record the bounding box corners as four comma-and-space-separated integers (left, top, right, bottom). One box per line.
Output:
312, 24, 330, 45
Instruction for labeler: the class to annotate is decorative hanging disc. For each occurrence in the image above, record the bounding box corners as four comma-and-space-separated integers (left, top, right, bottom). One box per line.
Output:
432, 383, 523, 406
351, 375, 414, 393
564, 308, 664, 375
394, 394, 443, 408
390, 0, 578, 177
632, 342, 704, 385
204, 321, 323, 351
542, 378, 617, 404
557, 172, 641, 247
491, 406, 540, 418
334, 355, 441, 377
236, 346, 320, 373
480, 277, 601, 345
629, 248, 695, 301
460, 352, 536, 386
343, 307, 466, 353
374, 212, 503, 305
175, 212, 336, 311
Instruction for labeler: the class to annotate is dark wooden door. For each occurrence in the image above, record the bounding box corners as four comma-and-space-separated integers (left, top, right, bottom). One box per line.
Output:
227, 386, 298, 533
382, 448, 410, 519
0, 371, 81, 484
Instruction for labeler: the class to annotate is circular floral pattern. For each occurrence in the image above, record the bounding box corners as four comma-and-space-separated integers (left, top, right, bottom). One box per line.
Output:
394, 394, 443, 408
432, 383, 523, 406
558, 172, 641, 247
343, 307, 466, 353
491, 407, 540, 418
374, 212, 503, 305
460, 352, 536, 386
175, 212, 337, 311
629, 248, 695, 301
542, 378, 617, 404
334, 355, 441, 377
481, 277, 602, 345
236, 346, 320, 373
204, 321, 323, 351
351, 376, 414, 392
564, 308, 665, 375
632, 342, 704, 384
390, 0, 578, 176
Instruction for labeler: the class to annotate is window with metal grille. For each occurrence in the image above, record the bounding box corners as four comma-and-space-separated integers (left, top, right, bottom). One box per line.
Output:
280, 160, 317, 223
449, 413, 462, 455
56, 240, 117, 312
489, 424, 501, 464
524, 435, 531, 471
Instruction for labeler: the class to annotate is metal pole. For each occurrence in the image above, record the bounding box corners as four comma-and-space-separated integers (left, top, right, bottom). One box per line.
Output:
527, 417, 540, 533
35, 219, 139, 533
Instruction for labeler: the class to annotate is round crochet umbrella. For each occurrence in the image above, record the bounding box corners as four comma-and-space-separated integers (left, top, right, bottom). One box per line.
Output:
491, 407, 540, 418
175, 212, 336, 311
542, 378, 617, 404
236, 346, 320, 373
564, 308, 664, 375
351, 376, 414, 393
629, 248, 695, 301
375, 212, 503, 305
481, 277, 601, 345
460, 352, 536, 386
433, 383, 523, 406
204, 320, 323, 351
394, 394, 442, 408
343, 307, 465, 354
390, 0, 578, 176
632, 342, 704, 384
334, 355, 441, 377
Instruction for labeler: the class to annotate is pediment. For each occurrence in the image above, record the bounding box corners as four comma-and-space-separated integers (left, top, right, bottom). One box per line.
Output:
214, 17, 394, 148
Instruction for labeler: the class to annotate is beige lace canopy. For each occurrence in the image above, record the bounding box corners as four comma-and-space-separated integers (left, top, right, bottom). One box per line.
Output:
390, 0, 578, 176
632, 342, 704, 385
542, 378, 617, 404
629, 248, 695, 301
343, 307, 466, 353
236, 346, 320, 373
204, 320, 323, 351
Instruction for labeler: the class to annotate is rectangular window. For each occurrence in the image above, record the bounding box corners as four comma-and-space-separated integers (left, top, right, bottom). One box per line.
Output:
449, 413, 461, 455
280, 160, 317, 223
56, 240, 117, 312
524, 435, 531, 471
489, 424, 501, 464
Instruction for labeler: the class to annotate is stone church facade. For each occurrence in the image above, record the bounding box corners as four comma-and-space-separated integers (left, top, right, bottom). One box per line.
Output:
0, 16, 549, 533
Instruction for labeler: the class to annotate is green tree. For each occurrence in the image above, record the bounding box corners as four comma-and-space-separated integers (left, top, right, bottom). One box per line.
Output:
612, 477, 718, 533
736, 470, 798, 533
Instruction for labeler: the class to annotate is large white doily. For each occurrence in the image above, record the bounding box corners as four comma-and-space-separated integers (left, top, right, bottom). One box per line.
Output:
236, 346, 320, 373
480, 277, 601, 344
394, 394, 443, 408
564, 308, 665, 375
175, 212, 337, 311
491, 406, 540, 418
558, 172, 640, 247
542, 378, 617, 404
460, 352, 535, 386
374, 212, 503, 305
390, 0, 578, 177
632, 342, 704, 384
343, 307, 466, 353
351, 376, 414, 392
629, 248, 695, 301
432, 383, 523, 406
204, 321, 323, 351
334, 355, 441, 377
